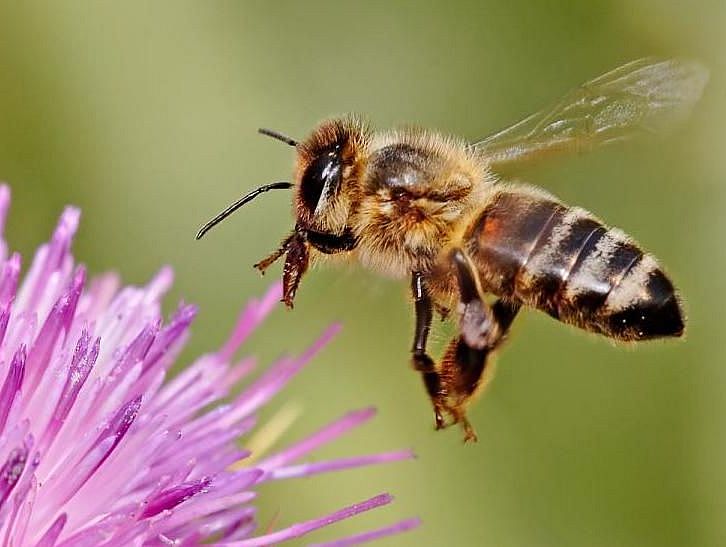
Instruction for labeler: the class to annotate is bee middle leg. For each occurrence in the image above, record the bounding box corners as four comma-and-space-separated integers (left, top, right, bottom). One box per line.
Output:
410, 271, 447, 430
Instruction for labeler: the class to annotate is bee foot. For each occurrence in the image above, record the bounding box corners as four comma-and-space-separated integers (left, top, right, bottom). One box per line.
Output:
460, 417, 478, 443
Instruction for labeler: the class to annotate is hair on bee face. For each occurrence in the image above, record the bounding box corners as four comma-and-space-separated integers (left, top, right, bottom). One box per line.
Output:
296, 116, 368, 163
291, 116, 371, 231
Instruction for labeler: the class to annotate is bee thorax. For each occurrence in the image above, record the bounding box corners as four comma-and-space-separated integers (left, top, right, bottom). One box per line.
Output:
353, 133, 488, 278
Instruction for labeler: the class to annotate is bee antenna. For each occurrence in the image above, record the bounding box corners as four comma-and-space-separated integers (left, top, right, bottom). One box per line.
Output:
196, 181, 293, 240
258, 128, 298, 147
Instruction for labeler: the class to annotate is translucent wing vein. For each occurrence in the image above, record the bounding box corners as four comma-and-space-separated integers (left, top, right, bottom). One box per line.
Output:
473, 58, 709, 168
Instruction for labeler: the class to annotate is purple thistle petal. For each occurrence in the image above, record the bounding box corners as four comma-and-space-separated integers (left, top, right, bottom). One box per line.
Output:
204, 469, 263, 498
149, 368, 219, 426
0, 439, 37, 545
152, 419, 256, 478
142, 303, 197, 375
0, 303, 12, 351
224, 519, 258, 542
0, 345, 26, 434
217, 281, 282, 362
0, 439, 29, 506
39, 331, 99, 453
222, 356, 257, 389
219, 357, 296, 427
0, 253, 22, 348
84, 362, 145, 430
3, 312, 37, 367
85, 321, 160, 423
257, 407, 377, 471
33, 512, 67, 547
45, 207, 80, 275
0, 419, 30, 467
0, 188, 419, 545
37, 396, 142, 522
161, 491, 258, 534
140, 475, 212, 518
223, 493, 394, 547
268, 449, 415, 481
144, 265, 174, 303
217, 324, 341, 430
24, 267, 85, 392
169, 505, 256, 541
0, 184, 11, 240
157, 471, 263, 531
85, 395, 142, 470
79, 272, 120, 323
16, 206, 80, 314
54, 512, 135, 547
4, 472, 38, 545
0, 252, 21, 305
111, 321, 160, 378
310, 517, 422, 547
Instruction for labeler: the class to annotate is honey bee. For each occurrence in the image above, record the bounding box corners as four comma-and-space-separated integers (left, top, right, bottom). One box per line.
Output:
197, 58, 708, 442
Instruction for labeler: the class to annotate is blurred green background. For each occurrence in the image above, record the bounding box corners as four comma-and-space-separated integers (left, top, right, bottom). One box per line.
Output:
1, 1, 725, 545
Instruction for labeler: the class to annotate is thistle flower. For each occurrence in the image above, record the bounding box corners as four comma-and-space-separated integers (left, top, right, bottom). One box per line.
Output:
0, 184, 419, 545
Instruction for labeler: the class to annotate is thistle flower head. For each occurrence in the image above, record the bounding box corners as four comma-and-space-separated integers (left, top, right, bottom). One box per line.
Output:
0, 185, 418, 545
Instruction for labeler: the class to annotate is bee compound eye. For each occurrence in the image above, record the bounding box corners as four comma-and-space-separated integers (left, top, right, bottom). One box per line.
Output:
301, 149, 342, 212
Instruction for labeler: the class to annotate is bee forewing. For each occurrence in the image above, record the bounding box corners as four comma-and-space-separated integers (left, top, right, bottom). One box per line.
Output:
473, 58, 709, 168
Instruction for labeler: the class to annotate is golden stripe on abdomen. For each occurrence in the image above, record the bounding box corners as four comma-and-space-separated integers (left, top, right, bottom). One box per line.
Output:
465, 190, 684, 341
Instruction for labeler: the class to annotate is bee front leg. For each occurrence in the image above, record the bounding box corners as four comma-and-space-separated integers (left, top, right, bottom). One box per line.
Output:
254, 232, 295, 274
254, 230, 309, 309
280, 231, 309, 308
436, 249, 521, 442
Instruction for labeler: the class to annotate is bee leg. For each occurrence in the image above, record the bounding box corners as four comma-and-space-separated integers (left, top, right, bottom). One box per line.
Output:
439, 249, 521, 442
254, 232, 295, 274
451, 248, 499, 349
450, 248, 520, 351
280, 231, 309, 309
305, 228, 358, 254
410, 272, 447, 430
437, 338, 488, 442
254, 230, 310, 308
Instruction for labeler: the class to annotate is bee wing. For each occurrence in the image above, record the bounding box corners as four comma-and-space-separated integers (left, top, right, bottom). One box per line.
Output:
472, 58, 709, 168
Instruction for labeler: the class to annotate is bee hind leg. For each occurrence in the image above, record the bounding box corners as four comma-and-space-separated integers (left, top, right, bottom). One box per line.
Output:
435, 249, 521, 442
437, 337, 495, 442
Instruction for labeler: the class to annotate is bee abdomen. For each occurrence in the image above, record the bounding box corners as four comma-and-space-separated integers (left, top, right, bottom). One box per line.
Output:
464, 190, 684, 341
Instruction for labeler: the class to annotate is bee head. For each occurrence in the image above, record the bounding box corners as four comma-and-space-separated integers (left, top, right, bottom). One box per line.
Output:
293, 117, 368, 234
